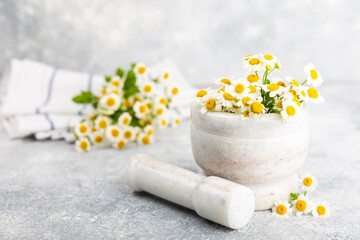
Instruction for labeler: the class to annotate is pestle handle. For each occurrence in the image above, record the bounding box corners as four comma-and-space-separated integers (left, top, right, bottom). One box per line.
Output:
125, 154, 255, 229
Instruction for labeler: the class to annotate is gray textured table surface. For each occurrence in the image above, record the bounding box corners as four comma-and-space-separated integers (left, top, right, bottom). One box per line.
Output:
0, 83, 359, 239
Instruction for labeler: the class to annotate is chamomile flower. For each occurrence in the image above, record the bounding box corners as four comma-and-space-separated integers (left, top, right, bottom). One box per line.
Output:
133, 101, 149, 119
312, 201, 331, 218
242, 54, 265, 72
90, 131, 106, 147
75, 137, 91, 152
137, 132, 153, 145
155, 96, 168, 106
158, 70, 171, 82
229, 79, 250, 97
200, 91, 221, 114
106, 125, 122, 142
214, 77, 232, 87
99, 93, 121, 114
217, 91, 236, 108
292, 195, 312, 216
134, 63, 148, 77
140, 81, 155, 96
112, 138, 127, 149
263, 82, 283, 97
165, 84, 179, 98
170, 114, 181, 127
300, 173, 318, 192
304, 63, 323, 87
74, 122, 89, 137
246, 73, 260, 84
261, 54, 278, 69
144, 125, 154, 136
307, 88, 324, 103
95, 116, 111, 130
154, 104, 166, 116
249, 100, 265, 116
110, 75, 123, 89
123, 126, 136, 141
157, 115, 169, 129
119, 112, 132, 126
281, 99, 299, 121
272, 200, 291, 218
240, 106, 251, 120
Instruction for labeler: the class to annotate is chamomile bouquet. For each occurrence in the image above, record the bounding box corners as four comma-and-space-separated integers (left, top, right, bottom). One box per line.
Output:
72, 63, 180, 152
194, 54, 324, 121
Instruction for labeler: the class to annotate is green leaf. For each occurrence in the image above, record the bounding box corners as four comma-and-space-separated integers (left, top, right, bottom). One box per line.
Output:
116, 68, 124, 78
72, 91, 96, 104
131, 63, 137, 69
105, 76, 112, 83
123, 70, 139, 99
290, 193, 299, 201
109, 109, 124, 123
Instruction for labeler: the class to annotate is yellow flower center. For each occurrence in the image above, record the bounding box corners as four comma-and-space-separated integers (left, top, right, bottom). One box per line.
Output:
112, 81, 120, 87
245, 54, 253, 57
303, 177, 313, 187
147, 129, 153, 135
91, 127, 97, 132
197, 90, 207, 97
251, 102, 263, 114
220, 78, 231, 85
124, 99, 131, 108
291, 79, 300, 87
146, 102, 153, 109
156, 108, 163, 115
138, 66, 146, 74
249, 58, 260, 65
79, 125, 87, 134
106, 98, 116, 107
160, 98, 167, 104
243, 111, 249, 118
307, 88, 319, 99
223, 93, 233, 101
161, 120, 166, 126
123, 117, 130, 125
172, 87, 179, 95
296, 200, 307, 212
286, 106, 296, 116
235, 84, 245, 94
247, 74, 259, 83
206, 99, 216, 110
94, 135, 103, 143
217, 87, 225, 93
111, 129, 119, 137
163, 72, 169, 79
101, 87, 107, 95
242, 97, 251, 106
175, 119, 180, 124
80, 141, 88, 150
117, 140, 125, 149
142, 136, 150, 145
264, 55, 273, 60
276, 204, 287, 215
267, 83, 279, 91
301, 90, 306, 97
112, 90, 119, 95
124, 130, 132, 139
139, 105, 146, 113
290, 89, 297, 98
144, 85, 152, 93
317, 205, 326, 216
134, 97, 141, 102
248, 85, 256, 93
277, 81, 286, 87
99, 120, 107, 129
276, 101, 283, 108
293, 98, 301, 107
310, 69, 318, 80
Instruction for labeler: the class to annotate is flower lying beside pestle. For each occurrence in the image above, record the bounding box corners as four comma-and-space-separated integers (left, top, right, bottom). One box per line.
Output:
72, 63, 180, 152
194, 54, 324, 121
272, 173, 331, 218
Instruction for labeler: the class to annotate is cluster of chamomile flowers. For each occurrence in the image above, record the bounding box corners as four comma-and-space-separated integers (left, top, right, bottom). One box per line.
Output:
194, 54, 324, 121
72, 63, 180, 152
272, 173, 331, 218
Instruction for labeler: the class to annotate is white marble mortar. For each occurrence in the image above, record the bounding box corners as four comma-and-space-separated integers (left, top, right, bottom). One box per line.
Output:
191, 103, 309, 210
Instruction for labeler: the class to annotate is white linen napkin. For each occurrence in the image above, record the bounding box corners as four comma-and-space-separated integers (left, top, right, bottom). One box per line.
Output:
0, 58, 194, 140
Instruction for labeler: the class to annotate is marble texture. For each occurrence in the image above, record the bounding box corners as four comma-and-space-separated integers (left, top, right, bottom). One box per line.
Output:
0, 82, 360, 239
1, 0, 360, 85
125, 154, 254, 229
191, 103, 309, 210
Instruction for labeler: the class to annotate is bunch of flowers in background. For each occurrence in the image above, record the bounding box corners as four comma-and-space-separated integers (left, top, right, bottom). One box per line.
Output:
72, 63, 180, 152
272, 173, 331, 218
194, 54, 324, 121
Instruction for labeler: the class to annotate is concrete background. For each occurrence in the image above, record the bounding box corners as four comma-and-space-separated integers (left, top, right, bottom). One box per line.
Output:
1, 0, 360, 85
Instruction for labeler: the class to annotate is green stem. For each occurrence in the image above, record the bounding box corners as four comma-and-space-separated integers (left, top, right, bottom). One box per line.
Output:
304, 191, 307, 196
301, 79, 307, 85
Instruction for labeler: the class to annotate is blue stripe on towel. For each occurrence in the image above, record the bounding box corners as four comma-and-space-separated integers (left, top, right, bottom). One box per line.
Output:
78, 74, 93, 116
36, 68, 57, 114
44, 113, 54, 130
